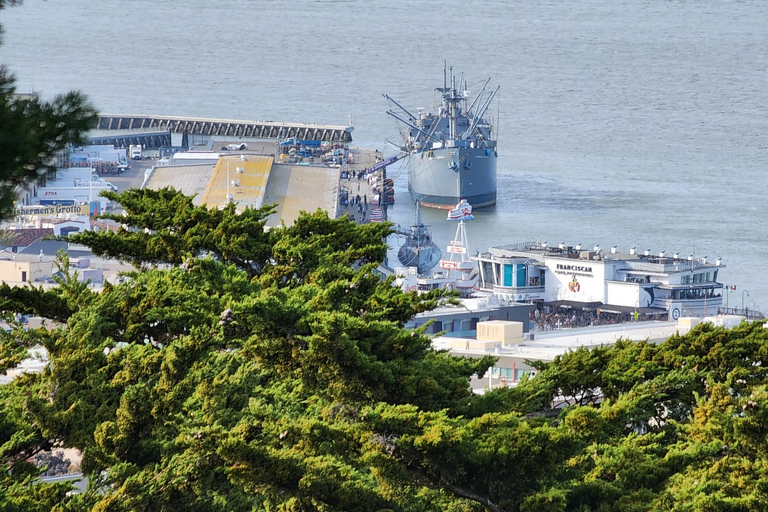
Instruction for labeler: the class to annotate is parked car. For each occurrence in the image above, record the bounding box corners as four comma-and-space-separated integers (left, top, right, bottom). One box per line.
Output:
220, 143, 248, 151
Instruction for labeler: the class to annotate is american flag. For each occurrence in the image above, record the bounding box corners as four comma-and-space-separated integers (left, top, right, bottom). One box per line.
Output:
368, 207, 383, 222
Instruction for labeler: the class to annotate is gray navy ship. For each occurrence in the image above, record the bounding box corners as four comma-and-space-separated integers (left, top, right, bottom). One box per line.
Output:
385, 64, 499, 209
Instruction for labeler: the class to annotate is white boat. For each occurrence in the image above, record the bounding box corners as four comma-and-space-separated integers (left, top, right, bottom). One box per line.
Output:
447, 199, 474, 221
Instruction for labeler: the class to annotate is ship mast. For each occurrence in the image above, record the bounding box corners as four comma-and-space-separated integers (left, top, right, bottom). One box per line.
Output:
464, 85, 500, 142
437, 62, 461, 142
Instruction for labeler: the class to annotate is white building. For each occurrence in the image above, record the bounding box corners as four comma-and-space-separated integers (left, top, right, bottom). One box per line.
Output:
475, 242, 725, 321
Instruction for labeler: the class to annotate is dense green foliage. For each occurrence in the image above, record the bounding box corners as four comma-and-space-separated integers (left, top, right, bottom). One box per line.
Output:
3, 186, 768, 511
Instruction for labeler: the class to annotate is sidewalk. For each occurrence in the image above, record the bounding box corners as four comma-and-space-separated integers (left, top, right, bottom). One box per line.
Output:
336, 148, 387, 225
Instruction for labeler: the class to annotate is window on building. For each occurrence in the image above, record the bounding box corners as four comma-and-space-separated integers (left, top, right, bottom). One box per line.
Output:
515, 368, 533, 381
480, 262, 495, 287
516, 264, 526, 287
503, 264, 514, 287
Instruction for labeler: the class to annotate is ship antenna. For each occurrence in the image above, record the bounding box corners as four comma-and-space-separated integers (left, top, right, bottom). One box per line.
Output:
416, 198, 422, 227
496, 87, 500, 141
443, 61, 447, 92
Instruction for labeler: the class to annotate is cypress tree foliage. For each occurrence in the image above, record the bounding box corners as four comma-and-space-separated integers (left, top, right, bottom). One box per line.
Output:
4, 187, 768, 511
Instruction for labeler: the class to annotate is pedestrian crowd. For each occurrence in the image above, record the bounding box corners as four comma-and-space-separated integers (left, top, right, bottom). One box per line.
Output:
530, 306, 650, 331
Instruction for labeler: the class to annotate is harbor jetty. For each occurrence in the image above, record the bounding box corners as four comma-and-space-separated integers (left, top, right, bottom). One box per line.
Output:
94, 114, 353, 146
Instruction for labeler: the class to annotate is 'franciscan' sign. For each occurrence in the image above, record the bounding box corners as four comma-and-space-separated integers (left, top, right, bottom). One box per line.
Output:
556, 263, 592, 273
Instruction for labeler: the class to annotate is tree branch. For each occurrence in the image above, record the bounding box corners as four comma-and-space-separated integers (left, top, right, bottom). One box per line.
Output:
442, 480, 508, 512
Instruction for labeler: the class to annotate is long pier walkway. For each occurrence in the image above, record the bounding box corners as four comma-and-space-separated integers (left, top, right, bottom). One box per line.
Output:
96, 115, 353, 142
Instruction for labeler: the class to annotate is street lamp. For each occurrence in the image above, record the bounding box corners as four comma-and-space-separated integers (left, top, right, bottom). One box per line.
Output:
225, 148, 234, 204
742, 289, 750, 311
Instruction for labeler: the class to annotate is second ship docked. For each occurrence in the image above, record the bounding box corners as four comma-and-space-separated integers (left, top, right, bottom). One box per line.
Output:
385, 64, 500, 209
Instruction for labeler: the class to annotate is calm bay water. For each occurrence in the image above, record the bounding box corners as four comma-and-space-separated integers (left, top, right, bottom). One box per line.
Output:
2, 0, 767, 311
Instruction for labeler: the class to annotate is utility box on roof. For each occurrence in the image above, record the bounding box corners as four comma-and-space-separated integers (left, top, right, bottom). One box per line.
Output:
70, 257, 90, 269
677, 316, 701, 328
476, 320, 523, 345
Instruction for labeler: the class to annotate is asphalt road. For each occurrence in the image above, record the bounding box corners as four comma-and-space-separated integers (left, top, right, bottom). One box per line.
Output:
97, 157, 155, 215
108, 157, 155, 193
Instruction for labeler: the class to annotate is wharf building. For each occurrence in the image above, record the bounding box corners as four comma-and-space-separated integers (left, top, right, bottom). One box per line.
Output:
474, 242, 725, 321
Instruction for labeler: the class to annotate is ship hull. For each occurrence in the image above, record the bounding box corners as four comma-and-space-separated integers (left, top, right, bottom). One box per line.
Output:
407, 146, 497, 209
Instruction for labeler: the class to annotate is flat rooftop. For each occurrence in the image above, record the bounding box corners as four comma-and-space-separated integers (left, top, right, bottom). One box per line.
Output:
435, 315, 753, 364
484, 241, 724, 271
143, 164, 213, 203
263, 164, 339, 228
139, 145, 381, 228
200, 155, 273, 211
434, 320, 690, 363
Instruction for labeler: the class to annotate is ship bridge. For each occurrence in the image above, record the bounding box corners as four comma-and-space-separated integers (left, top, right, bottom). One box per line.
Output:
94, 114, 353, 146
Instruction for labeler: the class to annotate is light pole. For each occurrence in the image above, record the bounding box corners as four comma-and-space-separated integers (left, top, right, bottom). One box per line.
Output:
226, 147, 233, 204
742, 289, 750, 311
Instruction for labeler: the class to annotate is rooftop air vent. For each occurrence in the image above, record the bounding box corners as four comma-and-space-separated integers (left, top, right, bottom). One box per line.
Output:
673, 253, 679, 259
236, 167, 244, 174
716, 258, 722, 266
644, 249, 651, 256
611, 246, 617, 254
629, 247, 636, 255
659, 251, 666, 258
